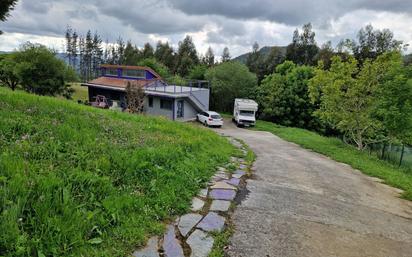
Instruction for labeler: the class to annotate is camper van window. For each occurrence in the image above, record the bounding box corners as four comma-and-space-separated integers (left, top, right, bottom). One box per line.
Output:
240, 110, 255, 116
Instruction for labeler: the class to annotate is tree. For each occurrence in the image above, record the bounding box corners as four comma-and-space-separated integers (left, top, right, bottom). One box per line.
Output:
205, 61, 257, 112
142, 43, 154, 59
258, 61, 318, 128
0, 53, 19, 90
286, 23, 319, 66
138, 58, 170, 78
0, 0, 17, 34
154, 41, 175, 71
373, 52, 412, 145
14, 42, 75, 96
221, 47, 231, 62
343, 25, 404, 64
175, 35, 199, 77
263, 47, 285, 76
246, 42, 265, 83
116, 37, 126, 65
203, 46, 215, 67
188, 64, 207, 80
310, 52, 412, 150
123, 41, 141, 65
126, 81, 145, 113
317, 41, 335, 69
91, 32, 103, 78
65, 26, 73, 67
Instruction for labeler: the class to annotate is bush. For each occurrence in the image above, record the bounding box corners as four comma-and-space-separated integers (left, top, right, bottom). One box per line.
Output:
0, 42, 78, 96
257, 61, 320, 129
205, 61, 257, 112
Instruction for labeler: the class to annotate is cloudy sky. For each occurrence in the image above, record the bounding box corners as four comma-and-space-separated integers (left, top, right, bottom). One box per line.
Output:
1, 0, 411, 58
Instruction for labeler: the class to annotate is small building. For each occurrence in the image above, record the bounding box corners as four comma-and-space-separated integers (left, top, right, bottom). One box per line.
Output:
81, 65, 210, 121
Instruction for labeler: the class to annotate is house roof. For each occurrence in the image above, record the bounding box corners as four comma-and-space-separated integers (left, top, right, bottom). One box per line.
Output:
100, 64, 162, 79
86, 77, 156, 89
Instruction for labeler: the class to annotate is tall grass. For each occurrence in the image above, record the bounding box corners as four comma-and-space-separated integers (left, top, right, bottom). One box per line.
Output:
253, 120, 412, 200
0, 87, 234, 256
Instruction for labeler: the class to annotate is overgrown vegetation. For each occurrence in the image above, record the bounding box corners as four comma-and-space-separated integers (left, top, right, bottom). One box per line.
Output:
0, 87, 235, 256
253, 120, 412, 201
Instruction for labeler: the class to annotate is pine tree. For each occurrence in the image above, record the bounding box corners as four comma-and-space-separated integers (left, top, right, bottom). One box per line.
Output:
142, 43, 154, 59
71, 31, 78, 70
221, 47, 231, 62
203, 46, 215, 67
92, 32, 103, 78
124, 41, 141, 65
85, 30, 93, 81
175, 35, 199, 77
65, 26, 73, 67
116, 37, 125, 65
154, 41, 175, 71
78, 36, 85, 81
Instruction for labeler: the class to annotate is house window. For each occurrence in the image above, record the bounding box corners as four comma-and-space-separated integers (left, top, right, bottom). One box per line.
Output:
105, 68, 118, 76
148, 96, 153, 107
177, 100, 184, 118
123, 69, 145, 78
160, 99, 173, 110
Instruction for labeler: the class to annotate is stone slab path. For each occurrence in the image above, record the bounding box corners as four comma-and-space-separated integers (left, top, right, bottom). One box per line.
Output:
132, 137, 250, 257
219, 121, 412, 257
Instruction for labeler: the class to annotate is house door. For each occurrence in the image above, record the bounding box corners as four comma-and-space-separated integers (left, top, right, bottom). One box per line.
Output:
177, 100, 184, 118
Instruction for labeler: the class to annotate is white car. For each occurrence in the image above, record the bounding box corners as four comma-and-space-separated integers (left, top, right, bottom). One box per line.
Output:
197, 111, 224, 127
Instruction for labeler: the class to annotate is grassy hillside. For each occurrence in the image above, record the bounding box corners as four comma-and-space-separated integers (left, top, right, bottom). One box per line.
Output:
253, 120, 412, 200
0, 87, 235, 256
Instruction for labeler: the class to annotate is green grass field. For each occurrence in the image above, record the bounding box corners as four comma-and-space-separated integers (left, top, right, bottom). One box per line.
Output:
0, 87, 235, 256
253, 120, 412, 201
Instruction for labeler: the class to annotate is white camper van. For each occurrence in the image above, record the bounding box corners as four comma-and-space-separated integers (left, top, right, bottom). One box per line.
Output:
233, 98, 258, 127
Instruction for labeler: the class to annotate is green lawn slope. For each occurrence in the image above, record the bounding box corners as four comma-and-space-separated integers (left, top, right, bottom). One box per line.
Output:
253, 120, 412, 201
0, 87, 235, 256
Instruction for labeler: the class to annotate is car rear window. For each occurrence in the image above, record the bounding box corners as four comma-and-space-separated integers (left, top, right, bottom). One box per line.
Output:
211, 115, 221, 119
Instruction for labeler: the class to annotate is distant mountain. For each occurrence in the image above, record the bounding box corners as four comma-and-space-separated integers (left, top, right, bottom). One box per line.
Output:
233, 46, 287, 64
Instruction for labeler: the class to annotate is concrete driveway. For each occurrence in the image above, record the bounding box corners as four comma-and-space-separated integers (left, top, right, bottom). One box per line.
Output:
216, 121, 412, 257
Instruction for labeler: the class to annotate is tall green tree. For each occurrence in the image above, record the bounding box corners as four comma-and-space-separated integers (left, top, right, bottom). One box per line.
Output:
205, 61, 257, 112
340, 25, 403, 64
116, 37, 126, 65
308, 53, 412, 150
0, 0, 17, 34
373, 52, 412, 145
309, 56, 378, 150
317, 41, 335, 69
246, 42, 265, 83
175, 35, 199, 77
123, 41, 141, 65
258, 61, 318, 128
203, 46, 215, 67
221, 47, 231, 62
263, 47, 285, 76
154, 41, 175, 71
286, 23, 319, 66
142, 42, 154, 59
